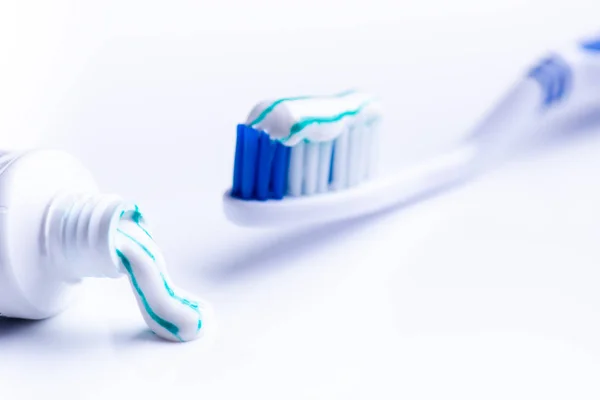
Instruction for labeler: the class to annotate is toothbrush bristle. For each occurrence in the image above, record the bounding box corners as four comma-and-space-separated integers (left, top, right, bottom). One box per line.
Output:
231, 123, 378, 201
232, 125, 290, 200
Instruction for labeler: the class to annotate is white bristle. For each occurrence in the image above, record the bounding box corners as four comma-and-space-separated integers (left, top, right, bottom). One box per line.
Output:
317, 141, 333, 193
366, 123, 379, 178
356, 125, 369, 182
287, 121, 379, 197
287, 142, 305, 196
331, 129, 349, 190
346, 127, 362, 187
303, 142, 319, 195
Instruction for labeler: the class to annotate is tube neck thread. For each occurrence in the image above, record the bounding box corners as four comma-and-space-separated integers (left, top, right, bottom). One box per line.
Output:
45, 192, 125, 281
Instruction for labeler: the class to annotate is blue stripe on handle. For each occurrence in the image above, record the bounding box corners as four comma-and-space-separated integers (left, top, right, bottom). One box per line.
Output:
527, 55, 572, 108
528, 63, 548, 105
542, 59, 560, 105
581, 38, 600, 52
552, 61, 566, 103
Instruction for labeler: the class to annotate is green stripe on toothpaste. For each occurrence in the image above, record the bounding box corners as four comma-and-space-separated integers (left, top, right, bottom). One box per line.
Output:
114, 209, 206, 342
249, 90, 357, 127
289, 101, 373, 136
116, 249, 182, 341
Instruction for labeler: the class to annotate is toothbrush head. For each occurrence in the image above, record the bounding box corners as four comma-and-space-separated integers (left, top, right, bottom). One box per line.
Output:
224, 91, 382, 225
229, 90, 382, 199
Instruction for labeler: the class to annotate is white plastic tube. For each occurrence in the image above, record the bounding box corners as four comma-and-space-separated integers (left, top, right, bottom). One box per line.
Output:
0, 150, 122, 318
0, 150, 208, 342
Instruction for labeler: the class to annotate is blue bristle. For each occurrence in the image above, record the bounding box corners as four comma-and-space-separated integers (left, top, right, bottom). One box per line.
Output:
232, 124, 245, 197
240, 126, 259, 199
270, 143, 290, 199
232, 124, 292, 201
255, 132, 276, 200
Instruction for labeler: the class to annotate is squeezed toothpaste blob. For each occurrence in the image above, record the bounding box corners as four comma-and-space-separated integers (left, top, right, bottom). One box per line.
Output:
114, 207, 207, 342
246, 90, 382, 146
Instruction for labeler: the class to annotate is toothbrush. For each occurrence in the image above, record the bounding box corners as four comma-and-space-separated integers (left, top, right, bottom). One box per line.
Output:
223, 35, 600, 227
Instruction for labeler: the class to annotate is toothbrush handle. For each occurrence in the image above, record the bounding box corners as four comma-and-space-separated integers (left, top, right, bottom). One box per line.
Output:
466, 42, 600, 171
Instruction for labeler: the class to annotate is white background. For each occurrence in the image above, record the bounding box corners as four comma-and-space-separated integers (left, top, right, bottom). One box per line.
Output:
2, 0, 600, 398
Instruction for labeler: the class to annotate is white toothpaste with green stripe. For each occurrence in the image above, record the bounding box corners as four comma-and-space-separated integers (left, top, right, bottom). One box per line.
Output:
115, 207, 209, 342
246, 90, 382, 146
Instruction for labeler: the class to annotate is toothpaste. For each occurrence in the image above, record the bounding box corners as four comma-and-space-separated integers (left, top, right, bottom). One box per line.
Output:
115, 207, 206, 342
246, 90, 382, 146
